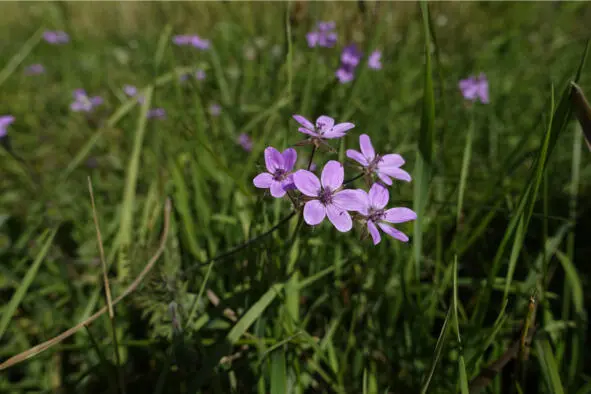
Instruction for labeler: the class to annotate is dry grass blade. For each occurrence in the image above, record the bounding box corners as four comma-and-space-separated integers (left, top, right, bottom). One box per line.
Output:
0, 198, 172, 371
570, 82, 591, 152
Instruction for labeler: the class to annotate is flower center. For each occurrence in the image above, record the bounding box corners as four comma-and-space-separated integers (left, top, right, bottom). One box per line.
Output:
318, 187, 333, 205
368, 207, 385, 223
273, 169, 287, 182
367, 154, 382, 172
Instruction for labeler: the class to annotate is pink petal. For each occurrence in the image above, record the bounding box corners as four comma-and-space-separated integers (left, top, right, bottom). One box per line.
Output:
264, 147, 284, 173
377, 172, 393, 185
383, 207, 417, 223
321, 160, 344, 190
282, 148, 297, 171
367, 220, 381, 245
270, 181, 287, 198
378, 223, 409, 242
326, 205, 352, 232
315, 115, 334, 132
368, 183, 389, 209
293, 114, 314, 130
331, 122, 355, 134
359, 134, 375, 161
298, 127, 320, 137
293, 170, 321, 197
322, 130, 348, 139
346, 149, 369, 166
379, 154, 405, 168
303, 200, 326, 226
253, 172, 273, 188
378, 166, 412, 182
332, 189, 368, 213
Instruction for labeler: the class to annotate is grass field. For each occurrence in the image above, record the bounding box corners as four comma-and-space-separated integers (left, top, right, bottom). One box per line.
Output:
1, 2, 591, 393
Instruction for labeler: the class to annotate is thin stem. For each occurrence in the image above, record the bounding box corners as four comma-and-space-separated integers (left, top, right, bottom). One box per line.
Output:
185, 211, 297, 274
307, 145, 317, 170
343, 173, 364, 185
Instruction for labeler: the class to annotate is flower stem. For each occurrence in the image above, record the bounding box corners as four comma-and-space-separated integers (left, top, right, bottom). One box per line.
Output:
307, 145, 317, 170
184, 211, 297, 275
343, 172, 364, 185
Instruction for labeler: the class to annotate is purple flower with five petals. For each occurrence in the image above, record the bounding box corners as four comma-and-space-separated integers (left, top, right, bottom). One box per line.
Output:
293, 161, 366, 232
0, 115, 15, 138
292, 114, 355, 140
253, 147, 297, 198
346, 134, 411, 185
356, 183, 417, 244
459, 73, 489, 104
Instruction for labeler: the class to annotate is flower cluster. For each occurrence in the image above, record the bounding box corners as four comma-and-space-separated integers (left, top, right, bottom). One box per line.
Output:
336, 44, 362, 84
306, 21, 337, 48
253, 114, 416, 244
172, 34, 210, 50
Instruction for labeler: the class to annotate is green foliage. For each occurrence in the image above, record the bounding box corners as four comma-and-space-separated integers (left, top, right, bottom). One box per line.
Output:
0, 2, 590, 393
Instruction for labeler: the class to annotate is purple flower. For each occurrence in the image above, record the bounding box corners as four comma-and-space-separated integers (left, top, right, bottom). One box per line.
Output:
336, 44, 363, 83
368, 50, 382, 70
173, 34, 210, 50
172, 35, 192, 45
123, 85, 137, 97
209, 103, 221, 116
306, 21, 337, 48
292, 114, 355, 140
459, 73, 489, 104
293, 161, 366, 232
147, 108, 166, 119
253, 147, 297, 198
195, 69, 206, 80
0, 115, 15, 138
346, 134, 411, 185
43, 30, 69, 44
24, 64, 45, 75
70, 89, 103, 112
355, 183, 417, 244
238, 133, 253, 152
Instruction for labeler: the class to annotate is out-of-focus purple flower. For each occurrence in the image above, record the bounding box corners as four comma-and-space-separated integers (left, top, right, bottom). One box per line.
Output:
292, 114, 354, 140
459, 73, 489, 104
368, 50, 382, 70
70, 89, 103, 112
354, 183, 417, 244
173, 35, 192, 45
293, 161, 366, 232
123, 84, 145, 104
238, 133, 253, 152
179, 73, 190, 82
147, 108, 166, 119
0, 115, 15, 138
346, 134, 411, 185
336, 44, 363, 83
123, 85, 137, 97
173, 34, 210, 50
24, 64, 45, 75
43, 30, 69, 44
307, 21, 337, 48
209, 103, 221, 116
195, 69, 206, 80
253, 147, 297, 198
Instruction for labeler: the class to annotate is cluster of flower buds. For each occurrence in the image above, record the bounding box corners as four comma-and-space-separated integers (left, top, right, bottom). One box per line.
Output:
253, 114, 417, 245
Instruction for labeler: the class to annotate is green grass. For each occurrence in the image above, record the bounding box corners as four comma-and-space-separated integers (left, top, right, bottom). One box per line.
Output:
1, 2, 591, 393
